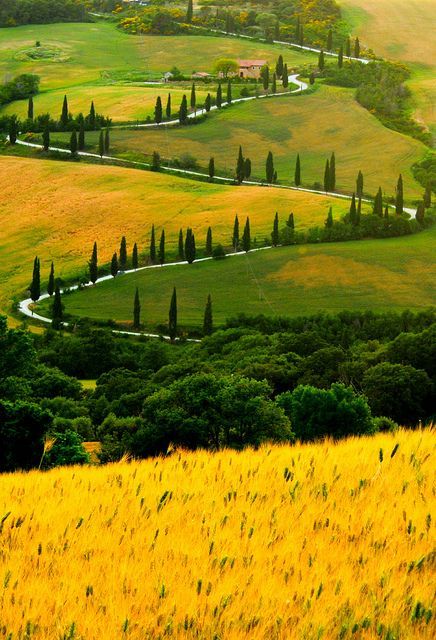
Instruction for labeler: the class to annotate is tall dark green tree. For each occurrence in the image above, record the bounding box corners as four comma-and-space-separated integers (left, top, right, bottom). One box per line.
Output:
166, 93, 171, 119
89, 241, 98, 284
356, 170, 364, 197
318, 49, 325, 71
338, 45, 343, 68
282, 63, 289, 88
42, 124, 50, 151
272, 212, 279, 246
345, 36, 351, 58
150, 225, 156, 262
261, 64, 269, 91
133, 288, 141, 329
190, 83, 196, 112
89, 101, 96, 129
276, 55, 284, 78
327, 29, 333, 50
287, 212, 295, 229
325, 206, 334, 228
242, 216, 251, 252
395, 174, 403, 214
70, 129, 77, 155
104, 128, 110, 154
329, 152, 336, 191
185, 228, 196, 264
236, 145, 245, 183
244, 158, 251, 179
178, 229, 184, 259
266, 151, 274, 183
384, 204, 389, 220
356, 196, 362, 225
78, 119, 85, 151
373, 187, 383, 217
226, 80, 232, 104
52, 285, 63, 329
153, 96, 162, 124
354, 37, 360, 58
216, 83, 222, 108
47, 261, 55, 296
323, 159, 330, 192
204, 93, 211, 113
179, 94, 188, 124
232, 214, 239, 250
30, 256, 40, 302
186, 0, 193, 23
8, 116, 18, 145
169, 287, 177, 341
119, 236, 127, 270
203, 294, 213, 336
349, 193, 358, 225
206, 226, 213, 255
27, 96, 34, 120
294, 153, 301, 186
110, 252, 118, 277
132, 243, 138, 270
159, 229, 165, 265
423, 184, 432, 208
60, 95, 69, 128
208, 157, 215, 180
272, 72, 277, 94
98, 130, 104, 158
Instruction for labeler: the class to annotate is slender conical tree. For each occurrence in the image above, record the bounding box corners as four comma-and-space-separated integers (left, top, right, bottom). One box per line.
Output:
272, 212, 279, 246
232, 214, 239, 250
89, 241, 98, 284
159, 229, 165, 265
186, 0, 193, 23
28, 96, 34, 120
226, 80, 232, 104
327, 29, 333, 51
325, 206, 333, 228
236, 145, 245, 183
204, 93, 211, 113
415, 202, 425, 224
282, 63, 289, 88
345, 36, 351, 58
119, 236, 127, 270
266, 151, 274, 183
185, 228, 196, 264
150, 225, 156, 262
384, 204, 389, 220
395, 174, 404, 214
294, 153, 301, 186
60, 95, 69, 128
155, 97, 163, 124
47, 261, 55, 296
423, 184, 431, 208
338, 45, 343, 68
203, 294, 213, 336
287, 212, 295, 229
354, 37, 360, 58
179, 94, 188, 124
329, 152, 336, 191
242, 217, 251, 252
104, 128, 110, 153
178, 228, 184, 259
166, 93, 171, 119
356, 196, 362, 225
169, 287, 177, 341
208, 157, 215, 180
324, 159, 330, 192
244, 158, 251, 179
133, 287, 141, 329
216, 83, 222, 108
70, 129, 77, 155
318, 49, 325, 71
42, 124, 50, 151
52, 284, 63, 329
110, 252, 118, 277
190, 83, 196, 113
349, 193, 357, 225
78, 119, 85, 151
98, 130, 104, 157
373, 187, 383, 217
30, 256, 40, 302
276, 55, 284, 78
356, 170, 363, 197
272, 72, 277, 94
132, 242, 138, 270
89, 101, 96, 129
261, 64, 269, 91
206, 226, 213, 255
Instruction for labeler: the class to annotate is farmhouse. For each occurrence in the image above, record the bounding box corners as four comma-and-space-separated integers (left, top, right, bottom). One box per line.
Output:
237, 59, 267, 79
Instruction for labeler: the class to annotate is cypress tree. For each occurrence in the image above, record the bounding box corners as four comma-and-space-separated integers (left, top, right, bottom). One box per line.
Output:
261, 64, 269, 91
132, 242, 138, 270
60, 95, 69, 128
295, 153, 301, 186
28, 96, 34, 120
208, 156, 215, 180
206, 226, 213, 255
154, 96, 162, 124
70, 129, 77, 155
242, 217, 251, 252
150, 225, 156, 262
282, 63, 289, 88
236, 145, 245, 183
327, 29, 333, 51
216, 83, 222, 108
8, 117, 17, 145
104, 128, 110, 153
185, 228, 196, 264
226, 80, 232, 104
356, 196, 362, 225
52, 285, 63, 329
166, 93, 171, 119
423, 184, 431, 208
42, 124, 50, 151
98, 130, 104, 158
186, 0, 193, 23
133, 287, 141, 329
30, 256, 40, 302
384, 204, 389, 220
325, 206, 333, 228
287, 212, 295, 229
266, 151, 274, 183
89, 241, 98, 284
329, 152, 336, 191
169, 287, 177, 341
354, 37, 360, 58
89, 101, 96, 129
415, 202, 425, 224
78, 119, 85, 151
395, 174, 404, 214
349, 193, 357, 225
276, 55, 284, 78
204, 93, 211, 113
356, 170, 364, 197
178, 229, 184, 259
272, 212, 279, 246
232, 214, 239, 250
323, 159, 330, 192
119, 236, 127, 270
159, 229, 165, 265
345, 36, 351, 58
179, 94, 188, 124
244, 158, 251, 179
47, 261, 55, 296
373, 187, 383, 217
272, 72, 277, 94
318, 49, 325, 71
203, 294, 213, 335
110, 252, 118, 277
190, 83, 196, 113
338, 45, 343, 68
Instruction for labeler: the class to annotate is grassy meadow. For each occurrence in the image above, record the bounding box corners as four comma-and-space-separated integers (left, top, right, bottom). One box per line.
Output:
39, 226, 436, 329
0, 429, 434, 639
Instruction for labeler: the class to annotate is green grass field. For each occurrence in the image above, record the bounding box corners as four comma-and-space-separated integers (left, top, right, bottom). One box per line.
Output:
37, 226, 436, 330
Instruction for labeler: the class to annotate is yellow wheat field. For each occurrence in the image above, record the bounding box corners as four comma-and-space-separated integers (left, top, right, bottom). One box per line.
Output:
0, 430, 434, 639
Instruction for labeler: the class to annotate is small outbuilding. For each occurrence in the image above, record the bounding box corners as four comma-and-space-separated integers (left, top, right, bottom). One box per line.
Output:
237, 60, 267, 79
191, 71, 211, 79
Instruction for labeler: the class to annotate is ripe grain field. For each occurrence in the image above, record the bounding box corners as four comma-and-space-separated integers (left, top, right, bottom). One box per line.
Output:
0, 430, 434, 639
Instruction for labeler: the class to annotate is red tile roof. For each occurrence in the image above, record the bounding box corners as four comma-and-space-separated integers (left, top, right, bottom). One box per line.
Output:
238, 59, 267, 68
